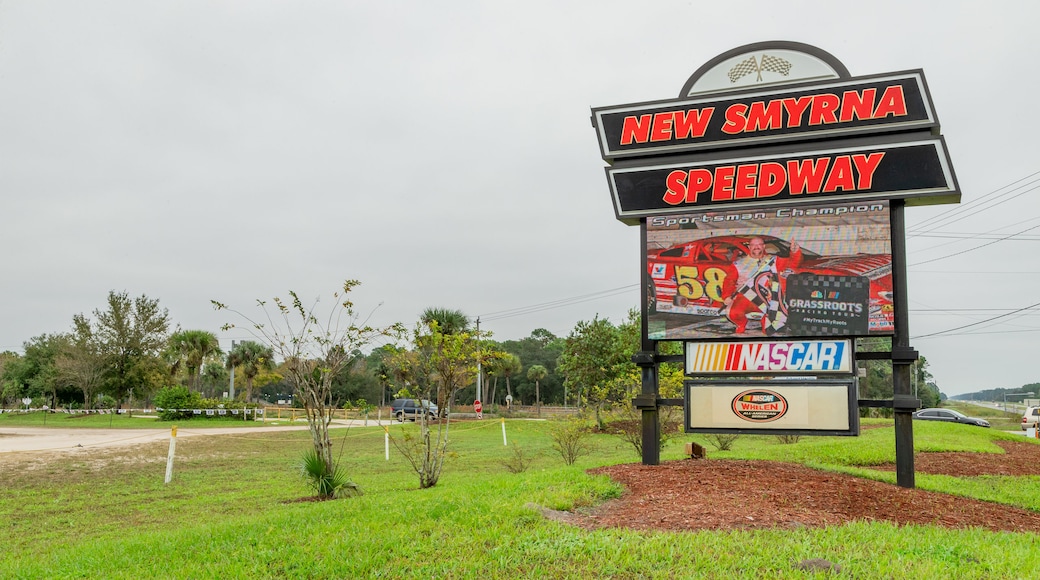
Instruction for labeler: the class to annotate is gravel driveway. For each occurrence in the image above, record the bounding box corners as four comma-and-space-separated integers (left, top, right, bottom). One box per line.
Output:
0, 420, 391, 454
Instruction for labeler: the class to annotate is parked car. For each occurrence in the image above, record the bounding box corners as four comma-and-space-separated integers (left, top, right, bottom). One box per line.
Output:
912, 408, 990, 428
1021, 406, 1040, 430
389, 398, 439, 422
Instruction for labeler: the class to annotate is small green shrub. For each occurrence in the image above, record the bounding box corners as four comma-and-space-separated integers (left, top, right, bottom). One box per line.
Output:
299, 449, 361, 499
549, 417, 593, 465
153, 386, 203, 421
705, 433, 740, 451
502, 443, 535, 473
95, 395, 119, 409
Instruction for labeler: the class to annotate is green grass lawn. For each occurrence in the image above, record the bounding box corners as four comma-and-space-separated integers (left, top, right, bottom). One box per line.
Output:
2, 416, 1039, 578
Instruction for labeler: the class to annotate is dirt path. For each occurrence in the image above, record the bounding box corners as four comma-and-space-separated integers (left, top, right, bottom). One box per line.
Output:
0, 420, 392, 454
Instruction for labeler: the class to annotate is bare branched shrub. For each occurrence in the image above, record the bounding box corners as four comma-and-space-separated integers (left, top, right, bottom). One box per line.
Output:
550, 417, 593, 465
212, 280, 401, 499
603, 402, 684, 458
704, 433, 740, 451
775, 434, 801, 444
502, 443, 535, 473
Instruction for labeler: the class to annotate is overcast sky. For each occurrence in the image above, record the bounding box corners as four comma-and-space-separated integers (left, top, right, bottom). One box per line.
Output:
1, 1, 1037, 397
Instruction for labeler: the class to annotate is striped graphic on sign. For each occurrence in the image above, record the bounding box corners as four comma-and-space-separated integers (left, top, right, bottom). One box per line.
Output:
686, 340, 852, 374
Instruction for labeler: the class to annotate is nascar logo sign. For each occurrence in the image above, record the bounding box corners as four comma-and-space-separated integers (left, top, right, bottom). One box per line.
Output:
732, 390, 788, 422
686, 339, 852, 374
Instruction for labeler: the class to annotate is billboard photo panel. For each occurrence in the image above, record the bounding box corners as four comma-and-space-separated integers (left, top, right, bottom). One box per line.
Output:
646, 200, 893, 340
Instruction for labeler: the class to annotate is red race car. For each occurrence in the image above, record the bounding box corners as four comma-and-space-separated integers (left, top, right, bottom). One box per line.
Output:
646, 234, 893, 332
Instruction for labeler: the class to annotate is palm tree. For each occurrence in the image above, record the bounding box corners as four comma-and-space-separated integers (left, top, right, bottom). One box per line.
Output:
420, 307, 470, 335
226, 341, 276, 402
527, 364, 548, 416
168, 330, 222, 391
201, 363, 229, 398
500, 354, 521, 408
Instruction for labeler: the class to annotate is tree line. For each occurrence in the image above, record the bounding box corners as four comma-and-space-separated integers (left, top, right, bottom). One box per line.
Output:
1, 290, 949, 416
0, 291, 278, 410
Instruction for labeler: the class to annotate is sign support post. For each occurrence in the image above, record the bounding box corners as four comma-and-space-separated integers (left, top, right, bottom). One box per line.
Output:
890, 200, 919, 488
634, 224, 661, 465
633, 349, 660, 466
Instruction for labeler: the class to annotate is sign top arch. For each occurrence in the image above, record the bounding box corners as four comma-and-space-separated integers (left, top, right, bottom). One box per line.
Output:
679, 41, 851, 97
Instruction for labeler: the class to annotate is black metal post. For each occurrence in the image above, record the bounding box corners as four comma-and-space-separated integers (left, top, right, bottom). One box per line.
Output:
639, 355, 660, 466
890, 200, 918, 488
638, 221, 660, 465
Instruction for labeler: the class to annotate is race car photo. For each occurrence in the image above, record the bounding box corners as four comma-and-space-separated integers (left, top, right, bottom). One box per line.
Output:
646, 233, 894, 338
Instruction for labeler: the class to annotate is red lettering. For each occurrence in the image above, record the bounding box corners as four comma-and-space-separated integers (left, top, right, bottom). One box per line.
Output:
758, 162, 787, 197
650, 113, 672, 142
686, 169, 711, 203
808, 94, 840, 125
686, 169, 713, 203
663, 170, 687, 205
722, 104, 747, 134
619, 114, 651, 145
711, 166, 736, 200
823, 155, 855, 192
873, 85, 907, 118
782, 96, 813, 128
787, 158, 830, 194
734, 164, 758, 199
853, 152, 885, 189
746, 100, 782, 131
839, 88, 876, 122
672, 108, 714, 139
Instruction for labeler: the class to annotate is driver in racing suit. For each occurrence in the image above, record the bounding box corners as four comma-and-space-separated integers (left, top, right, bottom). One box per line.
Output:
721, 237, 802, 334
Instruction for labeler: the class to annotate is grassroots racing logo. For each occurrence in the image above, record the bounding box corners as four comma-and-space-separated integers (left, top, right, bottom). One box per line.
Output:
732, 390, 788, 422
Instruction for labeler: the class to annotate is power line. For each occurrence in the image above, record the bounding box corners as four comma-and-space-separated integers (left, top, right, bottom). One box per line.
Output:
944, 328, 1040, 337
909, 214, 1040, 256
911, 300, 1040, 339
479, 284, 638, 322
912, 232, 1040, 241
910, 308, 1040, 313
908, 170, 1040, 234
908, 222, 1040, 267
912, 270, 1040, 274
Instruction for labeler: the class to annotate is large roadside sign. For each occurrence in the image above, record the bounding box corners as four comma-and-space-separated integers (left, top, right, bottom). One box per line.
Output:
592, 41, 960, 440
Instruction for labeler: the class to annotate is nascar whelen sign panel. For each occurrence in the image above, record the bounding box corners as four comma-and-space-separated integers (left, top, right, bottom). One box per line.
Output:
686, 340, 853, 374
646, 200, 892, 340
685, 379, 859, 435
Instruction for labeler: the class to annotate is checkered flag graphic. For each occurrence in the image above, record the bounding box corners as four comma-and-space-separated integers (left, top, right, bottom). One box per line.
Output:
728, 56, 759, 83
759, 54, 792, 77
735, 256, 789, 335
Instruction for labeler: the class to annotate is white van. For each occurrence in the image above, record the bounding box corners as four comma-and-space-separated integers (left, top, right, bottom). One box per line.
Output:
1021, 406, 1040, 430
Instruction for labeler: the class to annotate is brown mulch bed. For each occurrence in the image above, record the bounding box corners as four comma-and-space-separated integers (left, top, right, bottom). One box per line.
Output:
559, 440, 1040, 533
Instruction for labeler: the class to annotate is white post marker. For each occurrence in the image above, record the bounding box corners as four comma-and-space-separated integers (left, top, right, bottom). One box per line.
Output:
164, 426, 177, 484
501, 418, 507, 446
384, 425, 390, 461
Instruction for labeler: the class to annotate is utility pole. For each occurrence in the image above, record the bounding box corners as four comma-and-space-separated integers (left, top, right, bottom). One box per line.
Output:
475, 318, 482, 404
228, 340, 238, 400
1004, 392, 1032, 413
